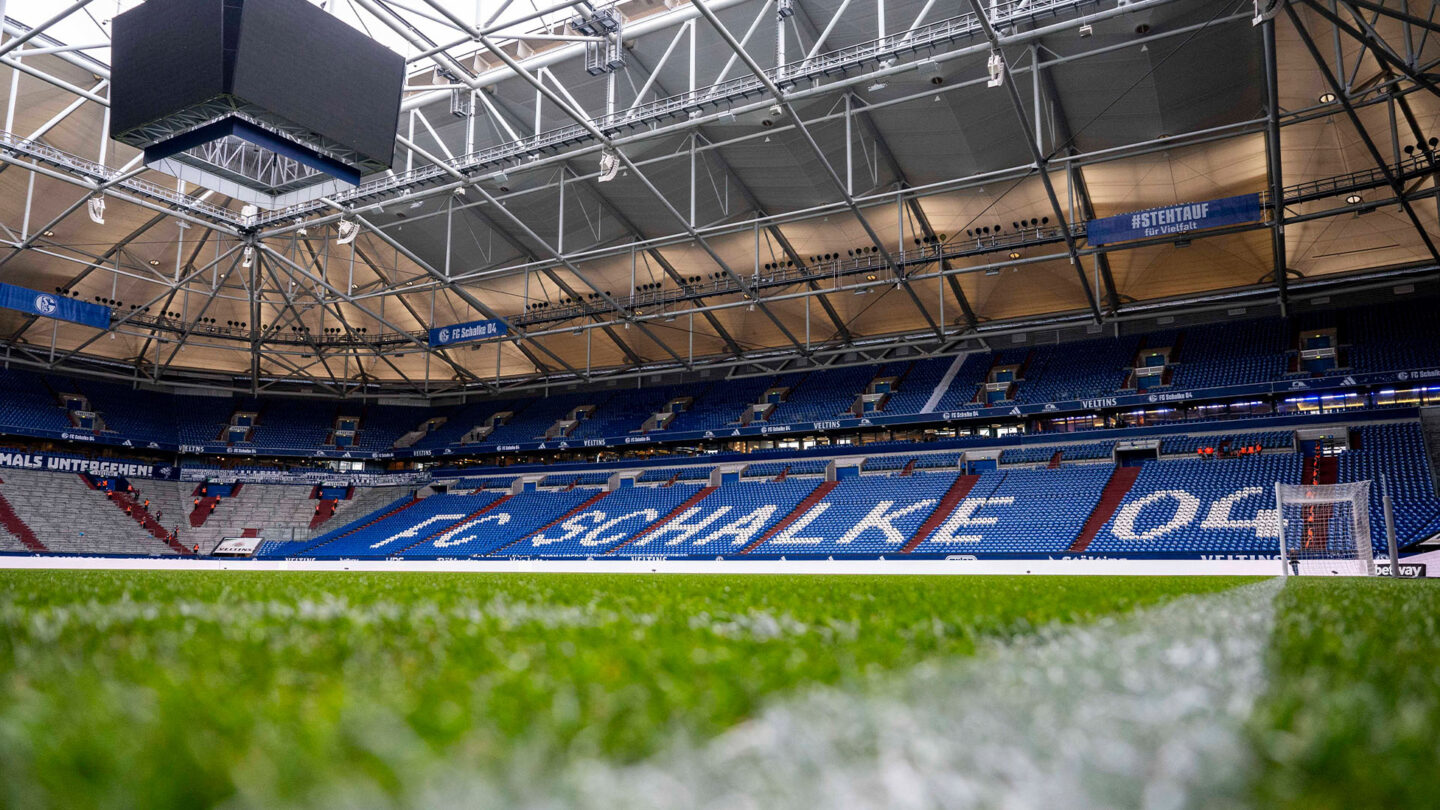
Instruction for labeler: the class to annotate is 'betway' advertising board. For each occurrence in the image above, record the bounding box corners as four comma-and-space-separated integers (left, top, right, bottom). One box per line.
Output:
428, 318, 507, 348
0, 451, 178, 480
1086, 193, 1262, 246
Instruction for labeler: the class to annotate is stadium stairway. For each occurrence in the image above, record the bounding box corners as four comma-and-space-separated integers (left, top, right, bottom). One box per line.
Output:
310, 499, 337, 530
393, 494, 512, 555
902, 474, 980, 553
0, 480, 46, 551
190, 496, 220, 527
1068, 466, 1141, 553
900, 459, 916, 476
1304, 455, 1339, 486
740, 481, 839, 553
608, 487, 717, 554
106, 488, 190, 554
488, 489, 612, 556
1300, 454, 1340, 553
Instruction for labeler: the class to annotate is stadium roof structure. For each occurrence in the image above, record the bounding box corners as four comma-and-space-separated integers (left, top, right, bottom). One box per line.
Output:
0, 0, 1437, 399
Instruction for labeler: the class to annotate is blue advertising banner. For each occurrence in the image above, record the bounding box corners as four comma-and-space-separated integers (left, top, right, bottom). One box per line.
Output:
0, 283, 111, 329
1086, 193, 1262, 246
429, 318, 508, 347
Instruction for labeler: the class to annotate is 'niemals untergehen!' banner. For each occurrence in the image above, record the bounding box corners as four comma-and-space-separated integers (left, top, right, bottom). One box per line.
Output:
1086, 193, 1262, 246
428, 318, 508, 347
0, 283, 111, 329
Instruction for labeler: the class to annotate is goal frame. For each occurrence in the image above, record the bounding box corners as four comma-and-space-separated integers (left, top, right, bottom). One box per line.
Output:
1275, 480, 1374, 577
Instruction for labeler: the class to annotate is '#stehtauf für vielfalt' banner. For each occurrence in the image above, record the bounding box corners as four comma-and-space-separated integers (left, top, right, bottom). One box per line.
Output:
1085, 193, 1262, 246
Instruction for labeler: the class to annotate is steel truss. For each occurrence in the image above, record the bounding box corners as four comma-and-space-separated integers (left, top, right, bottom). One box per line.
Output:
0, 0, 1438, 398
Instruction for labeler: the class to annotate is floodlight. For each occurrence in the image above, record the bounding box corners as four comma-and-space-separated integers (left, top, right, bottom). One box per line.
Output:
241, 246, 254, 268
450, 89, 473, 119
1079, 22, 1093, 37
88, 196, 106, 225
336, 219, 360, 245
598, 148, 621, 183
987, 51, 1005, 88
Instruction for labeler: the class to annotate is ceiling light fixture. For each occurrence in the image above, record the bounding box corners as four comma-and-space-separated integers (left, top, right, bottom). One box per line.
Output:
986, 51, 1005, 88
1319, 92, 1337, 104
1346, 194, 1362, 205
1008, 251, 1021, 259
336, 219, 360, 245
598, 147, 621, 183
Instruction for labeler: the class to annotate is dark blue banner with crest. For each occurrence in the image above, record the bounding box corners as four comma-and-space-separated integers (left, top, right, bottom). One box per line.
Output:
428, 318, 508, 347
0, 283, 111, 329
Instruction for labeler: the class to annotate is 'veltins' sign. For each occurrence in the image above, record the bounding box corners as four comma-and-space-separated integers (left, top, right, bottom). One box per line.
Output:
1086, 193, 1262, 246
428, 318, 508, 347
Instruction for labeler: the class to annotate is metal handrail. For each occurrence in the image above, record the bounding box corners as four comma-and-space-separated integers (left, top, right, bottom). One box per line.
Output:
0, 132, 238, 223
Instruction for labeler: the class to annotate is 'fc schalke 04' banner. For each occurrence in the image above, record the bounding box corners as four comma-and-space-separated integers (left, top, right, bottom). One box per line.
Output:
0, 283, 111, 329
428, 318, 508, 347
1086, 193, 1262, 246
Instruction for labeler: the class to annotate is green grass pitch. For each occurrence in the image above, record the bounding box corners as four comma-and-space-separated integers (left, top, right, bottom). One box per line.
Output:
0, 571, 1434, 808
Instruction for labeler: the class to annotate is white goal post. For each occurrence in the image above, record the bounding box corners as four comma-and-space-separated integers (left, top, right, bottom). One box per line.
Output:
1275, 481, 1374, 577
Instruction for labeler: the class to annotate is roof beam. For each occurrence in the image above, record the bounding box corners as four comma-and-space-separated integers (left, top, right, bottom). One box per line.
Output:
397, 130, 675, 368
1262, 14, 1289, 311
1030, 51, 1122, 315
476, 85, 751, 357
341, 206, 584, 378
1336, 0, 1440, 35
298, 237, 454, 390
412, 0, 813, 356
0, 1, 99, 60
1286, 3, 1440, 267
688, 0, 944, 340
49, 243, 243, 369
963, 0, 1102, 321
620, 42, 854, 346
345, 5, 685, 371
842, 94, 980, 329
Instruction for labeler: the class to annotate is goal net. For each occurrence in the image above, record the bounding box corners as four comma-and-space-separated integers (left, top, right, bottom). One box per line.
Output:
1276, 481, 1374, 576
